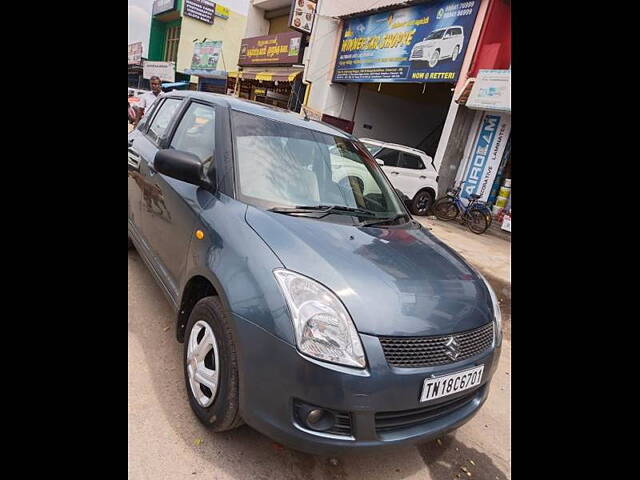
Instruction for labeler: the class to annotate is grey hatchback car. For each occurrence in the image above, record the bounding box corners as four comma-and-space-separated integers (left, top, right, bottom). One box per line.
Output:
128, 91, 502, 454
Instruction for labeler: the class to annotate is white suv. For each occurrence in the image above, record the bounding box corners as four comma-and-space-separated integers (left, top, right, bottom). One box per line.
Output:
409, 26, 464, 68
360, 139, 439, 216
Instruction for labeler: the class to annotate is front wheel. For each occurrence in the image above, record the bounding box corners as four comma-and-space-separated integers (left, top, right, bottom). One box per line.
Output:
467, 209, 490, 234
434, 198, 459, 221
410, 190, 434, 216
428, 50, 440, 68
184, 297, 243, 431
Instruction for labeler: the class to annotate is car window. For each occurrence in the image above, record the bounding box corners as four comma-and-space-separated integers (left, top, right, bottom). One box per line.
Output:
361, 142, 382, 157
426, 30, 445, 40
147, 98, 182, 144
454, 28, 463, 36
399, 152, 425, 170
375, 148, 400, 167
170, 103, 216, 165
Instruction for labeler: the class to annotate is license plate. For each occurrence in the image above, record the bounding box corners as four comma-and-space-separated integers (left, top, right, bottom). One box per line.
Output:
420, 365, 484, 402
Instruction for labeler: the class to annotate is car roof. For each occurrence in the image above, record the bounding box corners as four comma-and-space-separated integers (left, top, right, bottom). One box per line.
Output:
162, 91, 353, 139
359, 138, 429, 157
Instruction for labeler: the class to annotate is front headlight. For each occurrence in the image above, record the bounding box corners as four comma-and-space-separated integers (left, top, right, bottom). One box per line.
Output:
273, 269, 366, 368
477, 272, 503, 345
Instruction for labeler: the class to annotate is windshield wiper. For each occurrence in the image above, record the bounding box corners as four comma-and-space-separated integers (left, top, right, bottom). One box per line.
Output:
269, 205, 378, 219
360, 213, 409, 227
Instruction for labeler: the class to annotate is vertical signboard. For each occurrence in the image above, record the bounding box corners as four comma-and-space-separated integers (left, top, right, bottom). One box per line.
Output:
333, 0, 480, 83
128, 42, 143, 65
460, 112, 511, 201
288, 0, 317, 35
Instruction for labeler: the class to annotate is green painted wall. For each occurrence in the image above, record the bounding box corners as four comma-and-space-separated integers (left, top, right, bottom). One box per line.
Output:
148, 0, 184, 61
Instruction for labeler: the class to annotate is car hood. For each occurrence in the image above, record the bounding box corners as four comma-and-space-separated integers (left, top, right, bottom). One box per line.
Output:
245, 207, 494, 337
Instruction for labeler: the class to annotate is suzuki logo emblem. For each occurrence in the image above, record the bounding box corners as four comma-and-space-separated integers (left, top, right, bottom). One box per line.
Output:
444, 336, 460, 361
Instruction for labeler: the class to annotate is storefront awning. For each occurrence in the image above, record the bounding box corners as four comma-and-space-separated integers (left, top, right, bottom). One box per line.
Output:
230, 67, 303, 83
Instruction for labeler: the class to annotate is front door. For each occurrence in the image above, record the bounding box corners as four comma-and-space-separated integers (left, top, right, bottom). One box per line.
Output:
142, 100, 218, 297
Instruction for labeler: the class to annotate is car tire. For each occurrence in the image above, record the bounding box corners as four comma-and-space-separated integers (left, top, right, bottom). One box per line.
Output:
183, 296, 243, 432
410, 190, 434, 216
429, 50, 440, 68
452, 45, 460, 62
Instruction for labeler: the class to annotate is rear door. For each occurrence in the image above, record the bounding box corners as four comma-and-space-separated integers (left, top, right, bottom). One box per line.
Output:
375, 147, 403, 189
142, 100, 219, 299
395, 151, 432, 199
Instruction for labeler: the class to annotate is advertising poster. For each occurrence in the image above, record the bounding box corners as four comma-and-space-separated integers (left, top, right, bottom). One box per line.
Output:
191, 40, 222, 70
289, 0, 317, 35
184, 0, 216, 24
239, 32, 302, 66
333, 0, 480, 83
460, 112, 511, 201
128, 42, 143, 65
143, 61, 176, 82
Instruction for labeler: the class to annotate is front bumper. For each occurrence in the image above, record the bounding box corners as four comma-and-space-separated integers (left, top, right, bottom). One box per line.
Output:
233, 313, 501, 455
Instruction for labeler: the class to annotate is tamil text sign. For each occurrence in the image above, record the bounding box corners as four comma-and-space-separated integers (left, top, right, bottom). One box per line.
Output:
143, 61, 175, 82
460, 112, 511, 201
184, 0, 215, 24
333, 0, 480, 83
238, 32, 302, 66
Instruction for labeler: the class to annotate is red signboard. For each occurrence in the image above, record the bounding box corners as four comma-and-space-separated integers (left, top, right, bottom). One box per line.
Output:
238, 32, 303, 67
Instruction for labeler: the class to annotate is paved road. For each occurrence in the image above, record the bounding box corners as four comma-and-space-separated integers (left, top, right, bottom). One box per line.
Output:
128, 249, 511, 480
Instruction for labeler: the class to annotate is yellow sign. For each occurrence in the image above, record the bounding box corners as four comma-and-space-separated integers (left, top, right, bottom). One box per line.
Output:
214, 3, 229, 19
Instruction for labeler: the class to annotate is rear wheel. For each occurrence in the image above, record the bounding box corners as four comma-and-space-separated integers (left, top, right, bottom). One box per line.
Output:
434, 198, 459, 221
410, 190, 434, 216
467, 209, 490, 234
452, 45, 460, 62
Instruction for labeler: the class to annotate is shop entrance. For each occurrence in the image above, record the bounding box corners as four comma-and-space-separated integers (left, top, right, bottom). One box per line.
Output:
350, 82, 454, 159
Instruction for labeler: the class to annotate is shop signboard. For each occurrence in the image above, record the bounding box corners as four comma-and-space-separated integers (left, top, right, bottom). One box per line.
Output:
143, 61, 176, 82
128, 42, 143, 65
184, 0, 216, 24
333, 0, 481, 83
460, 112, 511, 201
152, 0, 177, 16
215, 3, 230, 19
466, 70, 511, 112
190, 41, 222, 71
238, 32, 303, 66
288, 0, 317, 35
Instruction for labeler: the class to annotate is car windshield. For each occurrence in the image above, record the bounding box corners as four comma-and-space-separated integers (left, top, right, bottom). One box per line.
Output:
231, 111, 404, 217
425, 30, 445, 40
361, 142, 383, 156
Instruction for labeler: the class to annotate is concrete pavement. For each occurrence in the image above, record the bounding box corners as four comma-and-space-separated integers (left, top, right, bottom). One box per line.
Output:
128, 247, 511, 480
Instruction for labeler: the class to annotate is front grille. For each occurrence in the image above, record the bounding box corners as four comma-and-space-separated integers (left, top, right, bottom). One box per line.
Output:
375, 388, 479, 433
379, 323, 494, 368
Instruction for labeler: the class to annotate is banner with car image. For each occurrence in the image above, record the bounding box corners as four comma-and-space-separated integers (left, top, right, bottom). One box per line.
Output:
333, 1, 480, 83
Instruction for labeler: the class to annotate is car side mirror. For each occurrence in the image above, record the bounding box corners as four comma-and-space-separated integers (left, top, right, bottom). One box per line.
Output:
376, 158, 385, 166
154, 149, 215, 191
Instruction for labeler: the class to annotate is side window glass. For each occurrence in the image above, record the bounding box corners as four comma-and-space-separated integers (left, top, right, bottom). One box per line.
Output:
400, 153, 424, 169
170, 103, 216, 165
375, 148, 400, 167
147, 98, 182, 144
137, 98, 162, 132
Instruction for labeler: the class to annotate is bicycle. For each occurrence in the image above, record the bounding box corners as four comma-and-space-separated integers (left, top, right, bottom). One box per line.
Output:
433, 182, 493, 234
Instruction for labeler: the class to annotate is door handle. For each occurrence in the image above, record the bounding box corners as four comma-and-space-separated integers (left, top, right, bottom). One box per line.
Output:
390, 171, 399, 175
420, 175, 427, 179
128, 148, 140, 172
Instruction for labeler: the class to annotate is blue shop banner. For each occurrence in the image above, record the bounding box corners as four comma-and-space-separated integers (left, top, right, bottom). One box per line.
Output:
333, 1, 480, 83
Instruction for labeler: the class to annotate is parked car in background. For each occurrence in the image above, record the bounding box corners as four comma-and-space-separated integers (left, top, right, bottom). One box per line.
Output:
128, 92, 502, 454
360, 138, 439, 216
128, 88, 151, 105
409, 26, 464, 68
